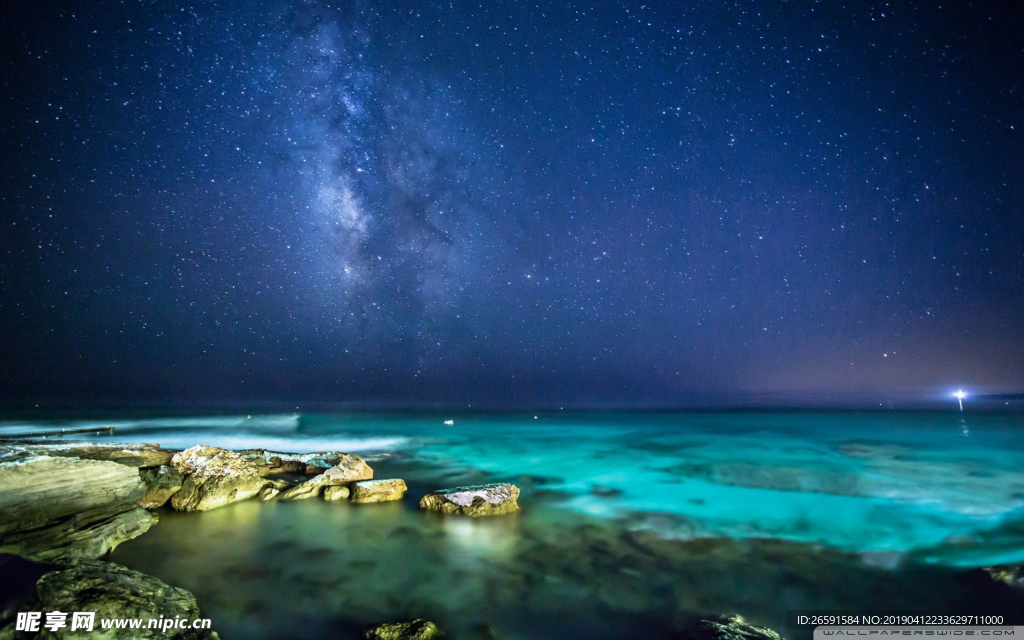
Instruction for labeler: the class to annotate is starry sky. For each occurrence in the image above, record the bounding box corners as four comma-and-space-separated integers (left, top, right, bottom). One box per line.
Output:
1, 0, 1022, 407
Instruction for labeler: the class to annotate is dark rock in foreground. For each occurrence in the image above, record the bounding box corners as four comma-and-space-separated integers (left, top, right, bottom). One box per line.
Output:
678, 615, 783, 640
0, 457, 153, 561
362, 619, 441, 640
0, 560, 219, 639
419, 483, 519, 517
984, 565, 1023, 589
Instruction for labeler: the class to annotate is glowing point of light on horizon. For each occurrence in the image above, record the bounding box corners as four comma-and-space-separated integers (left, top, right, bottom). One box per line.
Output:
952, 389, 967, 411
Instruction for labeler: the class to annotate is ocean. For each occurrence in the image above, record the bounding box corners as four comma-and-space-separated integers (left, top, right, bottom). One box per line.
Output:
4, 410, 1023, 639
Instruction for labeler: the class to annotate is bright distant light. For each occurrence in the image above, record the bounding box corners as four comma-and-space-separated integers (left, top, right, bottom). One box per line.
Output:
952, 389, 967, 411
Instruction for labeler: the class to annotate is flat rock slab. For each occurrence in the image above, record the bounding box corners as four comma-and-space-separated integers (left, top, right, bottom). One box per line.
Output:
350, 479, 407, 504
0, 443, 175, 469
362, 619, 441, 640
0, 456, 152, 561
0, 560, 219, 639
5, 508, 153, 563
419, 483, 519, 517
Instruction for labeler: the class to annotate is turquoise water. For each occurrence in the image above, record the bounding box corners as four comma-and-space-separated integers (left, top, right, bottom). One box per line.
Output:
6, 411, 1024, 639
298, 411, 1024, 565
8, 411, 1024, 565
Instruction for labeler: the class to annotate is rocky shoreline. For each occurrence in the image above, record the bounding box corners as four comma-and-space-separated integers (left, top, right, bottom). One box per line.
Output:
0, 441, 525, 639
1, 440, 1020, 639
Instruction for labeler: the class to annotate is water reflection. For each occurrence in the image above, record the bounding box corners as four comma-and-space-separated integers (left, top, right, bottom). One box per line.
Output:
439, 514, 519, 559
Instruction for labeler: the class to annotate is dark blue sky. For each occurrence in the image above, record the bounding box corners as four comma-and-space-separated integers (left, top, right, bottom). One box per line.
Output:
1, 0, 1022, 406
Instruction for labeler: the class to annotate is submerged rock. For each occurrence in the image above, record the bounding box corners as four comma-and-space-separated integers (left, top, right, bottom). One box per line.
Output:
590, 485, 623, 498
0, 456, 153, 561
419, 483, 520, 517
461, 624, 501, 640
350, 479, 407, 504
678, 615, 783, 640
362, 619, 441, 640
169, 446, 267, 512
667, 461, 860, 497
0, 560, 219, 639
139, 465, 184, 509
983, 564, 1023, 589
323, 485, 350, 501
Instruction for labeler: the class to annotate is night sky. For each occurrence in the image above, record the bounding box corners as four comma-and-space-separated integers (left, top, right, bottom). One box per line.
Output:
1, 0, 1022, 407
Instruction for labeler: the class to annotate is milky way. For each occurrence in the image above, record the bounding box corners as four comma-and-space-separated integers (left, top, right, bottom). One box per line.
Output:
1, 0, 1021, 405
271, 5, 504, 341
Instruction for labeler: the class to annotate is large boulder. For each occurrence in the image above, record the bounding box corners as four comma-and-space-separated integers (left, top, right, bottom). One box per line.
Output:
306, 452, 372, 477
321, 456, 373, 483
0, 443, 175, 469
350, 479, 407, 504
362, 620, 441, 640
139, 466, 184, 509
0, 560, 219, 639
419, 483, 519, 517
169, 446, 267, 512
0, 457, 153, 561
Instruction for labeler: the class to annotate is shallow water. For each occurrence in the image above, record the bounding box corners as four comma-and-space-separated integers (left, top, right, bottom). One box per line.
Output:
24, 410, 1024, 562
111, 459, 1024, 640
7, 411, 1024, 638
